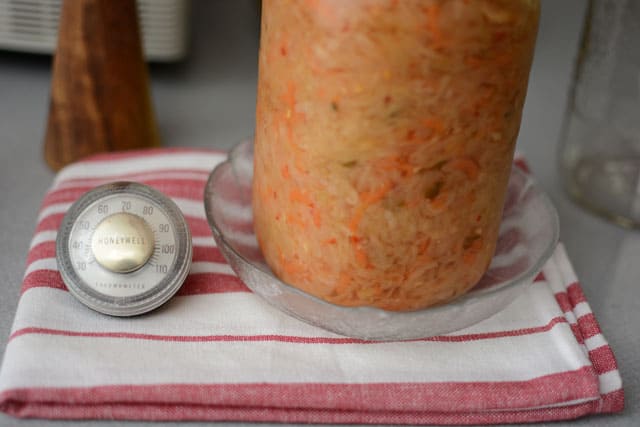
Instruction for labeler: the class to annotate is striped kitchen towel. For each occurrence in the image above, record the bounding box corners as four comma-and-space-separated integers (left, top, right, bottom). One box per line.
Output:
0, 148, 624, 424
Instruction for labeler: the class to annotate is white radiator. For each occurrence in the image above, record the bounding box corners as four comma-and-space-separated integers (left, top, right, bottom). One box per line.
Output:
0, 0, 190, 61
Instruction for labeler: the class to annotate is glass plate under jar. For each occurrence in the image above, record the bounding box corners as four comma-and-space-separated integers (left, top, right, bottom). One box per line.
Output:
204, 139, 559, 341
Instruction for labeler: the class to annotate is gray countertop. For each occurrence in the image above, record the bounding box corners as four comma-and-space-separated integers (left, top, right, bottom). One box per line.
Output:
0, 1, 637, 426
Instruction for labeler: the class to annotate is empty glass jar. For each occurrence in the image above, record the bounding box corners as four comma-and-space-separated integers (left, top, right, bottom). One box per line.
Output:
560, 0, 640, 227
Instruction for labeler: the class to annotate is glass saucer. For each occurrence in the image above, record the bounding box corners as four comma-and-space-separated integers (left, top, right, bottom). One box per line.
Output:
204, 139, 559, 341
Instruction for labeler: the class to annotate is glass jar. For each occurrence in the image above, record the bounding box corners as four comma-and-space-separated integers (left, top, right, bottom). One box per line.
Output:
253, 0, 540, 311
559, 0, 640, 228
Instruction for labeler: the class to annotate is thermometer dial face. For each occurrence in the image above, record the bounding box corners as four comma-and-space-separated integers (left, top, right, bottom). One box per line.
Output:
56, 182, 192, 316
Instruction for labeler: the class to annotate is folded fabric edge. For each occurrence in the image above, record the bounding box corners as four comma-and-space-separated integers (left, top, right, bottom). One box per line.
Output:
0, 388, 625, 425
0, 364, 600, 415
547, 244, 625, 413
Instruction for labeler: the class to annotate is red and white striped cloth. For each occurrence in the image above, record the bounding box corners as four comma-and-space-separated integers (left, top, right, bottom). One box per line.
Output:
0, 148, 624, 424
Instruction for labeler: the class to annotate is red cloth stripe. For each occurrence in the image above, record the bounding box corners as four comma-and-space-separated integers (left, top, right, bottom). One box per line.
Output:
22, 271, 246, 296
25, 242, 55, 266
0, 366, 598, 414
0, 400, 614, 425
513, 157, 531, 174
74, 146, 224, 162
569, 323, 585, 345
42, 177, 209, 206
553, 291, 574, 314
494, 227, 524, 255
34, 213, 65, 234
178, 273, 249, 295
588, 345, 621, 375
57, 169, 210, 187
21, 270, 66, 293
8, 315, 569, 345
191, 246, 225, 263
577, 313, 603, 341
599, 389, 625, 414
185, 219, 214, 237
567, 282, 589, 306
42, 179, 207, 207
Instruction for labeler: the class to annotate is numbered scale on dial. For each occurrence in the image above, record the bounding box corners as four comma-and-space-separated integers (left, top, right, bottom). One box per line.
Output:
56, 182, 192, 316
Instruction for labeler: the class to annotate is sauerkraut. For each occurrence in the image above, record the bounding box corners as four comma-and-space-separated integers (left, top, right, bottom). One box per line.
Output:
253, 0, 540, 311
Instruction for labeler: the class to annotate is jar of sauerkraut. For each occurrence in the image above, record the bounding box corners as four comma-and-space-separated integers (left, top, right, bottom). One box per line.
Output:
253, 0, 540, 311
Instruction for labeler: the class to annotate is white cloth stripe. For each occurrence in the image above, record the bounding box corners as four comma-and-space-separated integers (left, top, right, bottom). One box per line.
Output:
0, 325, 592, 389
584, 334, 607, 352
192, 237, 216, 247
29, 230, 57, 249
573, 301, 593, 319
54, 153, 225, 185
11, 285, 570, 343
599, 370, 623, 395
220, 229, 258, 247
23, 258, 57, 277
512, 397, 598, 411
37, 203, 72, 222
189, 262, 236, 276
490, 244, 528, 269
564, 310, 578, 325
216, 200, 253, 222
36, 198, 206, 226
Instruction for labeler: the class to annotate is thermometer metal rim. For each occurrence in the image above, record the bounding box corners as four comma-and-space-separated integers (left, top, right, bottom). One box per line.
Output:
56, 181, 192, 317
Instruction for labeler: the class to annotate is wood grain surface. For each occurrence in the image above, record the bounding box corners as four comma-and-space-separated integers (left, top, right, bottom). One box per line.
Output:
44, 0, 160, 171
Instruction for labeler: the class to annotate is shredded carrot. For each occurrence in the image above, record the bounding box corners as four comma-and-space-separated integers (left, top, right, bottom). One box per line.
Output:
424, 4, 442, 44
354, 244, 370, 268
311, 207, 322, 228
418, 238, 431, 255
281, 164, 291, 179
286, 212, 306, 228
349, 181, 394, 233
427, 191, 449, 213
281, 81, 298, 121
446, 157, 480, 180
334, 271, 352, 295
289, 188, 313, 206
375, 156, 414, 176
280, 82, 308, 175
423, 117, 446, 135
462, 236, 483, 265
362, 181, 394, 204
464, 55, 484, 68
348, 237, 371, 268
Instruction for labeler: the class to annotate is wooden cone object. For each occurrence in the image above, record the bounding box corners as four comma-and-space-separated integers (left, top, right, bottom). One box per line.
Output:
44, 0, 161, 171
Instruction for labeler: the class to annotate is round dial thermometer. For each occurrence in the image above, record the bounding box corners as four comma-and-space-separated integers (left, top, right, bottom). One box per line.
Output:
56, 182, 192, 316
